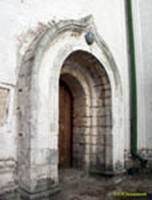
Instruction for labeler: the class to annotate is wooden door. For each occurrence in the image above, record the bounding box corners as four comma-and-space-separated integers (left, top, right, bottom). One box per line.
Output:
59, 81, 73, 168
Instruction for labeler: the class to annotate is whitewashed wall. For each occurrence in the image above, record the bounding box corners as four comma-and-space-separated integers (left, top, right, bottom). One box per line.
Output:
0, 0, 131, 194
0, 0, 129, 160
132, 0, 152, 154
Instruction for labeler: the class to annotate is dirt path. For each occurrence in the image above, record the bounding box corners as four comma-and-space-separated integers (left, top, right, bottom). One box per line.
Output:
52, 169, 152, 200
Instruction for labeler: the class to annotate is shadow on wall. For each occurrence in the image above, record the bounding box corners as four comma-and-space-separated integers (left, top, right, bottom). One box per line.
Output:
59, 50, 112, 172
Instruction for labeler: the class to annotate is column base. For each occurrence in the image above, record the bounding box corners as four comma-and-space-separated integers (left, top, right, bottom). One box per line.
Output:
19, 184, 60, 200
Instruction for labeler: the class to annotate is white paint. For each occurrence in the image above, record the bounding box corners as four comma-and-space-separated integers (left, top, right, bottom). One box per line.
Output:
133, 0, 152, 150
1, 0, 149, 193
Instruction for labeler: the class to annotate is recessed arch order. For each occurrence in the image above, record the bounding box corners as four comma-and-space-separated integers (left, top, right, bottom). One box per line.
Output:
17, 15, 125, 197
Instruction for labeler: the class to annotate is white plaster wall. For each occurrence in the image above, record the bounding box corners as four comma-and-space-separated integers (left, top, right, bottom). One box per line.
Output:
132, 0, 152, 150
0, 0, 129, 162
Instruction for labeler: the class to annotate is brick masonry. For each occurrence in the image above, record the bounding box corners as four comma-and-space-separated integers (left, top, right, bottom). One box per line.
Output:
61, 51, 112, 171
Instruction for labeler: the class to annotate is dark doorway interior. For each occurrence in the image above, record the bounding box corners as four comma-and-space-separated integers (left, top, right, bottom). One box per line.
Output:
58, 50, 112, 171
59, 80, 73, 168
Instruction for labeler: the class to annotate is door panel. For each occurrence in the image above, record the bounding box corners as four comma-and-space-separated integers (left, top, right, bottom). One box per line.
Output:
59, 81, 72, 167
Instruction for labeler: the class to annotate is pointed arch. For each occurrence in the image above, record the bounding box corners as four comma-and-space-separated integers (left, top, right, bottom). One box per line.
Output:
17, 15, 125, 198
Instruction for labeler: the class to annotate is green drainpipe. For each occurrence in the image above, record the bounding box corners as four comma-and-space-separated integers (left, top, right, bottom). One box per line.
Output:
126, 0, 147, 166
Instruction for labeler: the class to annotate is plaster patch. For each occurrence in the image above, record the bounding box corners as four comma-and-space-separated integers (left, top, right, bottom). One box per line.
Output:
0, 87, 9, 127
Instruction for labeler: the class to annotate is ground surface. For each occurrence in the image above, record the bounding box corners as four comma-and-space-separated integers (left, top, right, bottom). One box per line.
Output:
52, 169, 152, 200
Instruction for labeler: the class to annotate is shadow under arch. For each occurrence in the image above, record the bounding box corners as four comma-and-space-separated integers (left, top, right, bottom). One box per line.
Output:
59, 50, 112, 173
59, 73, 90, 169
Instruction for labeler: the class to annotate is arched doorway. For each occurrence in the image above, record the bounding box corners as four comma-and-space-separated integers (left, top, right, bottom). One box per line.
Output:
17, 16, 125, 199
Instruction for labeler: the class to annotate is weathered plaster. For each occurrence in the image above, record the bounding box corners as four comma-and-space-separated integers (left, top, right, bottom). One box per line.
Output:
16, 16, 125, 198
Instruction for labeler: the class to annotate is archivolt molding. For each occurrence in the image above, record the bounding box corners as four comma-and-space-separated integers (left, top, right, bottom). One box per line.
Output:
17, 15, 121, 91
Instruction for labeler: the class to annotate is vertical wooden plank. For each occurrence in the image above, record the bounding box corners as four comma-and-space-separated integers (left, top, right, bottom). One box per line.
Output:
59, 81, 72, 167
